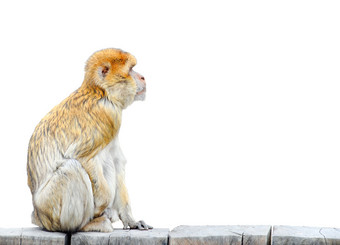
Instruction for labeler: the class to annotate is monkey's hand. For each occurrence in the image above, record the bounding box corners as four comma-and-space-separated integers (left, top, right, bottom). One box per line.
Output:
123, 220, 153, 230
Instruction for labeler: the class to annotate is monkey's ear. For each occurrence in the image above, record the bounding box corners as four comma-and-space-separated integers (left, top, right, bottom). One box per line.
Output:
98, 65, 110, 79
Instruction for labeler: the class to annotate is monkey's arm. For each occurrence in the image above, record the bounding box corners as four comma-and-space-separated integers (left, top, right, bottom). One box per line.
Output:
115, 174, 152, 230
110, 138, 152, 230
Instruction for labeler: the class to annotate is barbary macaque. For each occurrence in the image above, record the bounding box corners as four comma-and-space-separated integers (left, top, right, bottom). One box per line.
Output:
27, 48, 152, 232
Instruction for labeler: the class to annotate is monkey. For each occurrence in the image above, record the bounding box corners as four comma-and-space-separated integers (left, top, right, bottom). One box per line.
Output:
26, 48, 152, 232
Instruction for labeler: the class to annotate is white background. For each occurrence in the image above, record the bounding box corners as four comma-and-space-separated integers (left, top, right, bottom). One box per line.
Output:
0, 0, 339, 230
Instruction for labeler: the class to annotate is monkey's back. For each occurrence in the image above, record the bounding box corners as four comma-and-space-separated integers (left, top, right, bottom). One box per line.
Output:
27, 86, 121, 193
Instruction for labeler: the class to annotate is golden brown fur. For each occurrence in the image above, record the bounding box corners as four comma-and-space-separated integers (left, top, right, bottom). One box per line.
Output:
27, 48, 151, 232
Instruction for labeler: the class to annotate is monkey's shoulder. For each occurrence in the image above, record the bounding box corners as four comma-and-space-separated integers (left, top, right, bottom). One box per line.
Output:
54, 86, 106, 113
32, 88, 121, 143
46, 87, 116, 120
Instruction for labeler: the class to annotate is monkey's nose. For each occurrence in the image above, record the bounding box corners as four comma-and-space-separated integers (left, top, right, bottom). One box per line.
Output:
141, 76, 145, 81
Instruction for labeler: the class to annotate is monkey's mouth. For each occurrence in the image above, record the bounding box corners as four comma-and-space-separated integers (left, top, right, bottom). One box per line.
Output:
136, 87, 146, 95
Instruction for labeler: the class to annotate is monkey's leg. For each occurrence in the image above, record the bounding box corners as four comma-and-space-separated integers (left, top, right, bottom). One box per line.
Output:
78, 156, 115, 232
82, 158, 113, 217
80, 214, 113, 232
33, 159, 94, 232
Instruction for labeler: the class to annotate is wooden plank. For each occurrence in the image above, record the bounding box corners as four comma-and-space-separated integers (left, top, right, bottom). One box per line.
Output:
169, 225, 271, 245
272, 225, 340, 245
0, 228, 22, 245
169, 226, 242, 245
2, 225, 340, 245
21, 227, 68, 245
0, 227, 67, 245
71, 228, 169, 245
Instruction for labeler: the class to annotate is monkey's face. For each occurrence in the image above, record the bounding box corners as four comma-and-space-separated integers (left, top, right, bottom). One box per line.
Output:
85, 48, 146, 108
130, 69, 146, 101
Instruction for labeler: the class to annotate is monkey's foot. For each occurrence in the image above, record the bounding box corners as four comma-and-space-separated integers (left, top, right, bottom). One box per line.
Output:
124, 220, 153, 230
80, 216, 113, 233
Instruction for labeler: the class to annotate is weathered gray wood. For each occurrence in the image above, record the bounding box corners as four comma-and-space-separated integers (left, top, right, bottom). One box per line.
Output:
0, 227, 67, 245
272, 225, 340, 245
71, 231, 111, 245
169, 225, 241, 245
21, 227, 68, 245
2, 225, 340, 245
71, 228, 169, 245
0, 228, 22, 245
169, 225, 271, 245
318, 227, 340, 245
232, 226, 271, 245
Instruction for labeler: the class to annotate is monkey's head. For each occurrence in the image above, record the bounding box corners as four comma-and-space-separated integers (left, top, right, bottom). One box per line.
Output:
84, 48, 146, 108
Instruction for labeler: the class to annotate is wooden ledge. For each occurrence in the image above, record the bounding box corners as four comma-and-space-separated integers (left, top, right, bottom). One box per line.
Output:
1, 225, 340, 245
